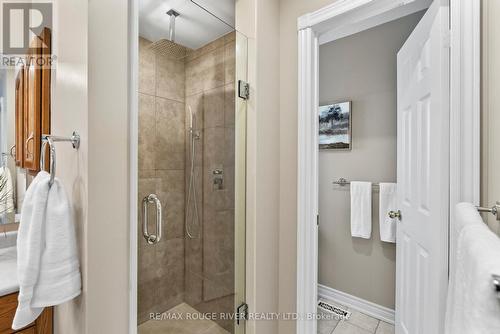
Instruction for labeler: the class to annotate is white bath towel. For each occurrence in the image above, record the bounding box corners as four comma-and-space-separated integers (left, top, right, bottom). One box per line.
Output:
350, 181, 372, 239
13, 171, 81, 330
450, 202, 485, 272
0, 166, 14, 216
379, 183, 397, 243
444, 202, 500, 334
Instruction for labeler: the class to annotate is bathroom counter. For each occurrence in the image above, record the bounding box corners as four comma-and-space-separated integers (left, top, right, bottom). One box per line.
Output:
0, 245, 18, 297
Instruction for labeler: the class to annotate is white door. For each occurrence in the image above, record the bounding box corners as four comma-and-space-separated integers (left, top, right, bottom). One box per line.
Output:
395, 1, 450, 333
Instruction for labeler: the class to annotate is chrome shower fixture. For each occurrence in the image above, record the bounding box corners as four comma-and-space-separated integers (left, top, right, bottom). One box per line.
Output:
186, 106, 201, 239
166, 9, 179, 41
149, 8, 191, 59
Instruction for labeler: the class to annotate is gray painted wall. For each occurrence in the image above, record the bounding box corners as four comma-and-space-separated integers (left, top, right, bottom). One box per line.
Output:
318, 11, 424, 309
482, 0, 500, 235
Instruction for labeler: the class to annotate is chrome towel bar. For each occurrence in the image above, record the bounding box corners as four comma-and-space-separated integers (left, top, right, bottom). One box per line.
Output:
476, 202, 500, 221
40, 132, 81, 187
332, 177, 381, 187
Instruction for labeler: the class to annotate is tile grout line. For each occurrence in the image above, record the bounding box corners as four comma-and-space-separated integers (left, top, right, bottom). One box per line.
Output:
185, 81, 235, 100
319, 297, 396, 334
330, 318, 340, 334
344, 319, 380, 334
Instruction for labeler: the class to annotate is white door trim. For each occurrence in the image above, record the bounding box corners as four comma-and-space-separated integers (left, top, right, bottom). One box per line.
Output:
297, 26, 319, 334
296, 1, 480, 333
129, 0, 139, 332
449, 0, 481, 207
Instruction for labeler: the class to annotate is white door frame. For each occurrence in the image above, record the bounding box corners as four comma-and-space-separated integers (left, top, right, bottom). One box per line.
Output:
128, 0, 139, 332
296, 1, 480, 333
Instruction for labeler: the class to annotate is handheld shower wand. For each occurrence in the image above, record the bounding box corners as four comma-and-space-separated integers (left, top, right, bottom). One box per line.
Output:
186, 106, 200, 238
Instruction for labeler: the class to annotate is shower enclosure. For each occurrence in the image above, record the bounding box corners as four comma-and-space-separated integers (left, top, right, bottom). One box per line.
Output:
137, 1, 247, 333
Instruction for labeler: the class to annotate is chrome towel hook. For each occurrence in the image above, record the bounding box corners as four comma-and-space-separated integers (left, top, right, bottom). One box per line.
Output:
40, 131, 81, 187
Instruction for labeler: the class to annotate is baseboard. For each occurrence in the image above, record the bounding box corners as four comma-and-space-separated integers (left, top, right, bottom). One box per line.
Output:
318, 284, 395, 324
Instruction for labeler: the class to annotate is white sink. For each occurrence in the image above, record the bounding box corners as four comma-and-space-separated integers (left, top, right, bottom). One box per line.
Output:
0, 231, 18, 296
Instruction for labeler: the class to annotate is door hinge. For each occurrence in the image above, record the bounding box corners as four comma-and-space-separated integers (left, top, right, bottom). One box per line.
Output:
238, 80, 250, 100
317, 214, 320, 226
236, 302, 248, 325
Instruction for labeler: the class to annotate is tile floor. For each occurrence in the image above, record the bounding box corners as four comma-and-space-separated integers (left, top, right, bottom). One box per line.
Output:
318, 299, 395, 334
138, 302, 230, 334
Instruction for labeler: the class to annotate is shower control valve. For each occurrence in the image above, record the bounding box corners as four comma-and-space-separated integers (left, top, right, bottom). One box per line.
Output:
212, 169, 224, 190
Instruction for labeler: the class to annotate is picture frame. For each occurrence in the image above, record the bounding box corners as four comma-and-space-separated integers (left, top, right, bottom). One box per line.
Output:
319, 101, 352, 150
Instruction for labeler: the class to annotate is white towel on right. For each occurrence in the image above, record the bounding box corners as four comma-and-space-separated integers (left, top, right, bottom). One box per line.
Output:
444, 202, 500, 334
350, 181, 372, 239
379, 183, 397, 243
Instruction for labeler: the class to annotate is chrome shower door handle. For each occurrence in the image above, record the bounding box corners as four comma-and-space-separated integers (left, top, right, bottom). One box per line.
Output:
142, 194, 162, 244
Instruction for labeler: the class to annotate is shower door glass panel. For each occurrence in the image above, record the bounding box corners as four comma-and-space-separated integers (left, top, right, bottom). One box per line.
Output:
137, 5, 247, 331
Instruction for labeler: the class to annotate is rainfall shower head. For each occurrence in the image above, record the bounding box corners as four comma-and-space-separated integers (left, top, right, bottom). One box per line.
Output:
149, 9, 191, 60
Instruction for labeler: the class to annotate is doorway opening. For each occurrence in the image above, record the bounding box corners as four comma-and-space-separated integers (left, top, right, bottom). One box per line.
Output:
297, 1, 480, 334
316, 10, 425, 334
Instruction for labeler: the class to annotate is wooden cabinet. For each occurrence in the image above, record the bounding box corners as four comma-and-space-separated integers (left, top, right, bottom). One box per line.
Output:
14, 68, 24, 167
15, 28, 51, 173
23, 54, 41, 172
40, 29, 51, 174
0, 292, 52, 334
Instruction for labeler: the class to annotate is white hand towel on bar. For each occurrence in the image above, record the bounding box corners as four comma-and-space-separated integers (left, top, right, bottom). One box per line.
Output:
350, 181, 372, 239
379, 183, 397, 243
13, 171, 81, 330
444, 202, 500, 334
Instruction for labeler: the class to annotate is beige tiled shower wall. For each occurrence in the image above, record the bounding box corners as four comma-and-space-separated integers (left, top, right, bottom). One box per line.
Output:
137, 32, 236, 331
184, 32, 236, 333
138, 37, 186, 324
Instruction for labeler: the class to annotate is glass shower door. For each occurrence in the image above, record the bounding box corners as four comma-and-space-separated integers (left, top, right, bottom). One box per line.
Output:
137, 2, 248, 333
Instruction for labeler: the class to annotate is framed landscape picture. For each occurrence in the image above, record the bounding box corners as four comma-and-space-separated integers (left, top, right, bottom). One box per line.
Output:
319, 101, 352, 150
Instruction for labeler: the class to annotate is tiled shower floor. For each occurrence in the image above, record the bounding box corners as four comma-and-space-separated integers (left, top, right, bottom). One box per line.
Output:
138, 303, 230, 334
